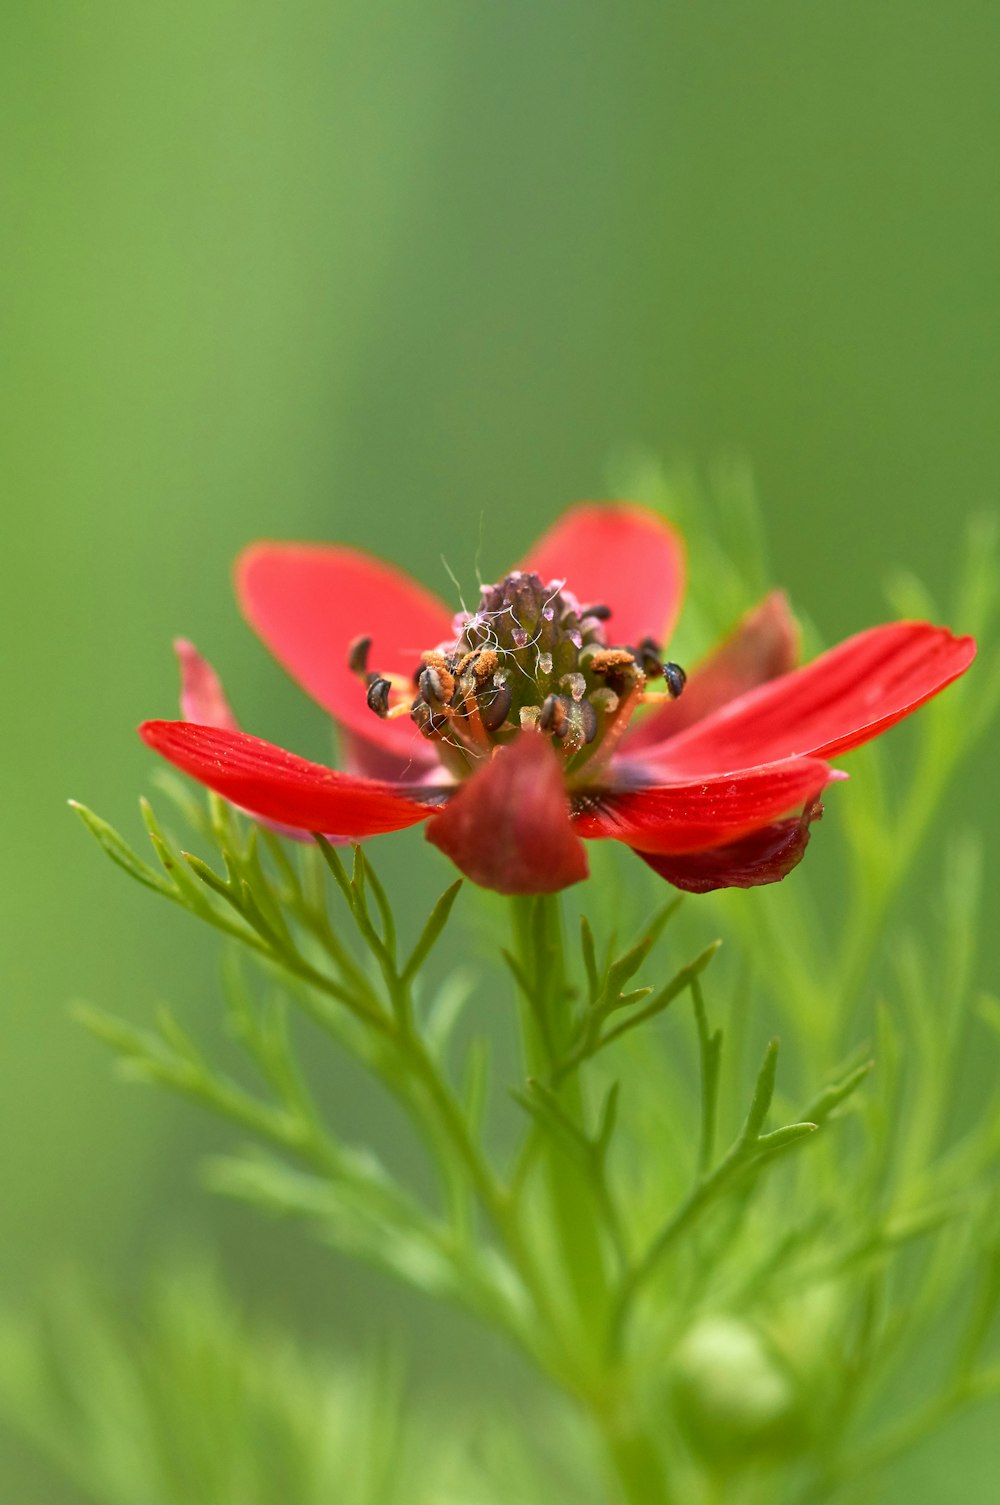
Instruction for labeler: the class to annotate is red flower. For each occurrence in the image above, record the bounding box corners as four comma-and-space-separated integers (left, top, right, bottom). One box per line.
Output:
141, 505, 975, 896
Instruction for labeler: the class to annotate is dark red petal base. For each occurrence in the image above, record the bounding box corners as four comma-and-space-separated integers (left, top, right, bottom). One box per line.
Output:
637, 801, 823, 892
426, 733, 588, 895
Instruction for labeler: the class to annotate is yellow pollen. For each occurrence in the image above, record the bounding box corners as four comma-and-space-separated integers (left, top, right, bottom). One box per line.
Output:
455, 647, 498, 680
589, 648, 637, 674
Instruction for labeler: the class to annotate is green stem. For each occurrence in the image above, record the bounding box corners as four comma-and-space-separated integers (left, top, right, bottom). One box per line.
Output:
506, 900, 674, 1503
510, 896, 611, 1344
594, 1393, 675, 1505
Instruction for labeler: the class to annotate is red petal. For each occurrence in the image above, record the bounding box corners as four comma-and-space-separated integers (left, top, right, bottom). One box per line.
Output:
638, 622, 976, 778
173, 641, 323, 843
338, 727, 444, 784
139, 721, 433, 837
520, 503, 685, 649
236, 543, 450, 765
174, 639, 240, 731
574, 759, 833, 854
636, 802, 822, 892
426, 733, 588, 894
625, 592, 799, 754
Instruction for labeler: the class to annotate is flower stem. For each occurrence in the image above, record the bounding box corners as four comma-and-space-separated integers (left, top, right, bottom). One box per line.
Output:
593, 1394, 675, 1505
510, 895, 612, 1346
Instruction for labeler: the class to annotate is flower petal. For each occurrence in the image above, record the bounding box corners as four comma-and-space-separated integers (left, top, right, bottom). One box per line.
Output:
173, 640, 328, 842
174, 638, 240, 731
637, 622, 976, 778
636, 801, 822, 892
624, 592, 799, 754
338, 727, 443, 784
573, 759, 834, 855
426, 733, 588, 894
519, 503, 685, 648
236, 543, 451, 764
139, 721, 434, 837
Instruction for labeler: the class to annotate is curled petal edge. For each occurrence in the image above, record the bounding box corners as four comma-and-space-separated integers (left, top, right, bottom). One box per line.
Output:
636, 800, 823, 892
573, 758, 837, 855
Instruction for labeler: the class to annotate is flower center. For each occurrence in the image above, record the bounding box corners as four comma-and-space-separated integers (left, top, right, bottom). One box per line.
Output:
353, 571, 685, 781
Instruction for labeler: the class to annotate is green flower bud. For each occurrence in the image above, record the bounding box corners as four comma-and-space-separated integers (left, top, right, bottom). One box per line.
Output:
670, 1316, 802, 1468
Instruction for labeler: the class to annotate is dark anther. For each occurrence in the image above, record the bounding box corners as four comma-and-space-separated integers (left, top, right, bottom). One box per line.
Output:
636, 637, 663, 677
418, 664, 453, 712
412, 699, 448, 737
577, 698, 598, 744
479, 681, 513, 732
662, 661, 687, 699
539, 694, 571, 738
588, 647, 640, 692
347, 635, 372, 677
584, 603, 612, 621
366, 677, 392, 717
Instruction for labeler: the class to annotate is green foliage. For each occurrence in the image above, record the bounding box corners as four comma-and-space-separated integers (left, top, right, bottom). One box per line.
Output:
0, 1269, 599, 1505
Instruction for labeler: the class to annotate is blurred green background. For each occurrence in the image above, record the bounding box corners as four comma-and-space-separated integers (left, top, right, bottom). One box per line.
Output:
2, 2, 997, 1498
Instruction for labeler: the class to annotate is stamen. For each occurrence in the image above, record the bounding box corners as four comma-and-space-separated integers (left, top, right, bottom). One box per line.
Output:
586, 647, 638, 675
638, 662, 688, 703
411, 700, 446, 736
539, 694, 571, 738
479, 681, 512, 732
455, 647, 498, 680
418, 662, 455, 711
635, 637, 663, 677
663, 661, 687, 698
577, 698, 598, 745
347, 635, 372, 677
366, 677, 392, 717
584, 646, 645, 700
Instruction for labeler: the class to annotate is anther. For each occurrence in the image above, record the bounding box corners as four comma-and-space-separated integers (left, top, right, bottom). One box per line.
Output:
588, 648, 637, 675
366, 677, 392, 717
636, 637, 663, 678
578, 698, 599, 744
479, 681, 513, 732
587, 646, 644, 695
418, 664, 453, 712
539, 694, 571, 739
455, 647, 498, 681
348, 635, 372, 677
583, 603, 612, 621
662, 661, 687, 699
411, 699, 449, 737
